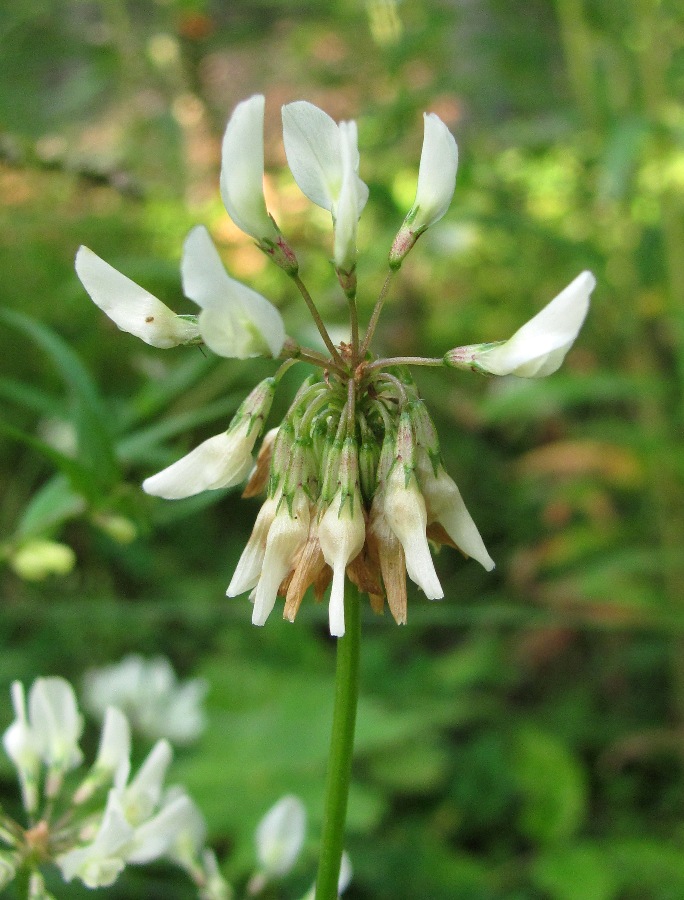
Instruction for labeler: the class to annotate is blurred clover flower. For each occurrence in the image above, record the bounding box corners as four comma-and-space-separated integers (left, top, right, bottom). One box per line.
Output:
77, 94, 595, 639
1, 676, 228, 898
82, 655, 207, 746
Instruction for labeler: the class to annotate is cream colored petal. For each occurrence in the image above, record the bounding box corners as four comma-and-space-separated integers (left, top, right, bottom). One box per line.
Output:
75, 247, 199, 348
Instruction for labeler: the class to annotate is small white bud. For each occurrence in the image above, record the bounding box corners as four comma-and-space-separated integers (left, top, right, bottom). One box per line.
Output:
255, 794, 306, 878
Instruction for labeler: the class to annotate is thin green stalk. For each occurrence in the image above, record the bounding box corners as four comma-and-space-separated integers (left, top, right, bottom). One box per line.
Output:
315, 582, 361, 900
367, 355, 444, 371
291, 274, 346, 368
359, 270, 395, 358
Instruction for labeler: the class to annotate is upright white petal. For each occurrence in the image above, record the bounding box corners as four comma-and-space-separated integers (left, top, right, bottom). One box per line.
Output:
121, 739, 173, 825
466, 271, 595, 377
416, 452, 494, 571
3, 681, 41, 813
333, 122, 363, 272
383, 467, 443, 600
412, 113, 458, 229
251, 493, 310, 626
256, 794, 307, 877
282, 101, 342, 211
182, 226, 285, 358
75, 247, 200, 349
142, 421, 256, 500
220, 95, 278, 242
95, 707, 131, 776
28, 677, 83, 773
283, 102, 368, 272
318, 488, 366, 637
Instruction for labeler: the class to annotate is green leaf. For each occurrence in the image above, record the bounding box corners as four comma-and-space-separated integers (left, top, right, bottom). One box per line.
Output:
0, 308, 119, 488
0, 376, 65, 419
0, 420, 99, 500
512, 726, 587, 845
0, 420, 97, 499
532, 844, 619, 900
16, 475, 87, 538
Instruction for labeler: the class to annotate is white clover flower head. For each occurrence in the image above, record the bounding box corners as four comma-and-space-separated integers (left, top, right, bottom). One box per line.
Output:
2, 677, 218, 897
75, 246, 201, 349
445, 271, 596, 377
83, 655, 207, 745
182, 226, 286, 358
75, 94, 593, 635
255, 794, 307, 878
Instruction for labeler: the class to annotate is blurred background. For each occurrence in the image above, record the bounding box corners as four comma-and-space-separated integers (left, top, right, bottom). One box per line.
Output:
1, 0, 684, 897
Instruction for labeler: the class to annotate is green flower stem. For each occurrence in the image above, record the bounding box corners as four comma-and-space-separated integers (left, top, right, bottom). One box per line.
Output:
315, 582, 361, 900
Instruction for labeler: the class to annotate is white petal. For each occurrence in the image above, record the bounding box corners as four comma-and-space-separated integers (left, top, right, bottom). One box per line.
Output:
75, 247, 200, 349
476, 271, 595, 377
227, 495, 280, 596
142, 425, 255, 500
318, 489, 366, 636
328, 562, 347, 637
338, 851, 353, 893
282, 101, 342, 211
182, 226, 285, 358
412, 113, 458, 229
383, 470, 443, 600
256, 794, 307, 877
127, 793, 194, 864
417, 454, 494, 571
220, 95, 277, 241
333, 122, 363, 272
123, 739, 172, 825
251, 495, 309, 626
58, 790, 133, 887
28, 677, 83, 771
95, 707, 131, 775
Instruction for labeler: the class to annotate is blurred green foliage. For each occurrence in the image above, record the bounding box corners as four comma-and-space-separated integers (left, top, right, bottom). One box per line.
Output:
2, 0, 684, 897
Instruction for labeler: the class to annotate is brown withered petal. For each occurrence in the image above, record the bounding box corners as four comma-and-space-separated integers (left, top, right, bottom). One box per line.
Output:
426, 521, 461, 552
283, 532, 327, 622
347, 544, 384, 606
314, 565, 332, 603
242, 429, 277, 498
373, 525, 408, 625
